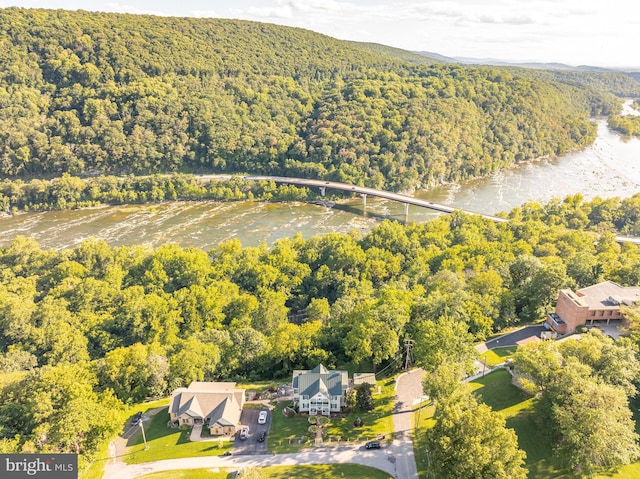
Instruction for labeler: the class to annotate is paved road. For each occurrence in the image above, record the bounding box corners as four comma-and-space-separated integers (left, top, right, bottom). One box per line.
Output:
103, 445, 396, 479
390, 369, 424, 479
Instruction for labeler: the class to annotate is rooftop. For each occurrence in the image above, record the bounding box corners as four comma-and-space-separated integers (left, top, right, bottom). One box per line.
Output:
575, 281, 640, 310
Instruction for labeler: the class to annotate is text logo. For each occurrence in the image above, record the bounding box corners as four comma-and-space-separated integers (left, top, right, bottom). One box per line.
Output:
1, 455, 77, 479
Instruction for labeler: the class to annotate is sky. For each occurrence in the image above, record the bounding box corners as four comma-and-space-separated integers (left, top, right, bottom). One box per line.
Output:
1, 0, 638, 68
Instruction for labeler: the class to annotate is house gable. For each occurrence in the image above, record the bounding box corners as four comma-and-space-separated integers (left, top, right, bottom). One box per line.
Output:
169, 382, 245, 435
292, 364, 349, 414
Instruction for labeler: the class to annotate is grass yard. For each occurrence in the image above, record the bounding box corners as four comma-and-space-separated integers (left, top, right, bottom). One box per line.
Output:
468, 370, 562, 478
262, 464, 393, 478
82, 397, 172, 479
237, 380, 280, 395
125, 407, 232, 464
412, 401, 437, 479
268, 401, 314, 453
324, 377, 395, 443
268, 378, 396, 453
138, 469, 231, 479
469, 369, 640, 479
137, 465, 393, 479
479, 346, 518, 367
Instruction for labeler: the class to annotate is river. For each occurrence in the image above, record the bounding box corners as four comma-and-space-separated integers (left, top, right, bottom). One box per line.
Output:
1, 119, 639, 250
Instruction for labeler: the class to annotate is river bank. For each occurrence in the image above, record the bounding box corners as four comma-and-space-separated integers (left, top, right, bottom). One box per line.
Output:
1, 119, 639, 250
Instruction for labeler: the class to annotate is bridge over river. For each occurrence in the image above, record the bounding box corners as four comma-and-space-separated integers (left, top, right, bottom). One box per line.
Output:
198, 175, 640, 246
203, 175, 510, 223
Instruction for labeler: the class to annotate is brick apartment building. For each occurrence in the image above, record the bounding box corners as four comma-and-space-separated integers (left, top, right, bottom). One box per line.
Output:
546, 281, 640, 334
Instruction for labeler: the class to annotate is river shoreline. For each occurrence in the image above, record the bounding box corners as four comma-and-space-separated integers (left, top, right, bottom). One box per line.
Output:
1, 118, 639, 250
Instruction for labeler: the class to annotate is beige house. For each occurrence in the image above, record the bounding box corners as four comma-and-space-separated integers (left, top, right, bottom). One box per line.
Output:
169, 382, 245, 436
546, 281, 640, 334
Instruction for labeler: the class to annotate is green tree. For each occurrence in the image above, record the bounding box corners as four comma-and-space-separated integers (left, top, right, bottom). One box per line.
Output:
0, 363, 122, 455
412, 316, 477, 375
168, 338, 220, 386
551, 367, 640, 474
98, 343, 168, 402
428, 396, 527, 479
354, 383, 374, 412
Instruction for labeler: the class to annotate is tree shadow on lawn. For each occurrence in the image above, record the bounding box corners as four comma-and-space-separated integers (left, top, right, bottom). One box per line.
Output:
505, 409, 573, 479
471, 369, 530, 412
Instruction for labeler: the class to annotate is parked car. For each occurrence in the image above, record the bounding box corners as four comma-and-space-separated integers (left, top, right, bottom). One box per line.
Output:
239, 427, 249, 440
257, 410, 268, 424
365, 440, 381, 449
131, 411, 142, 426
257, 430, 266, 442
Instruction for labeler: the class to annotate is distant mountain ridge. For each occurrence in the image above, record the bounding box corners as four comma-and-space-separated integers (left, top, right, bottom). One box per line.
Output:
415, 51, 640, 73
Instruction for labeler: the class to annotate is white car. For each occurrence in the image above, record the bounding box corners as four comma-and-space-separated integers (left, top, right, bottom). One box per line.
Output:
258, 410, 268, 424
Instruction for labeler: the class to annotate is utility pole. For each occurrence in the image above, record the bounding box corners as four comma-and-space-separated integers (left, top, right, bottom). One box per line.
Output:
404, 338, 414, 370
139, 420, 149, 450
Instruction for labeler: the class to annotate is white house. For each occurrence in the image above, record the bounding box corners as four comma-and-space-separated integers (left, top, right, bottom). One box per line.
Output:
292, 364, 348, 415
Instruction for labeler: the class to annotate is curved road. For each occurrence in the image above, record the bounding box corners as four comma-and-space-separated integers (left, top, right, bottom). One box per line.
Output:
103, 369, 425, 479
390, 368, 424, 479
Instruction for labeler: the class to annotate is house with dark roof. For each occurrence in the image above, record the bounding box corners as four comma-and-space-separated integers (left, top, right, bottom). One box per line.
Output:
546, 281, 640, 334
292, 364, 349, 415
169, 382, 245, 436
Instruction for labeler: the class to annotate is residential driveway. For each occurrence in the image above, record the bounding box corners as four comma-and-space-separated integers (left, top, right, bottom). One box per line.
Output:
232, 408, 270, 455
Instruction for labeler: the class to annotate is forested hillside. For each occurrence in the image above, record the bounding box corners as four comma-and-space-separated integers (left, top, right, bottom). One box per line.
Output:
0, 8, 631, 191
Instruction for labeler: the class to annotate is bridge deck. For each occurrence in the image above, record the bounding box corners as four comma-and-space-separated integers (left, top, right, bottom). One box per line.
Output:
197, 175, 639, 245
241, 175, 509, 223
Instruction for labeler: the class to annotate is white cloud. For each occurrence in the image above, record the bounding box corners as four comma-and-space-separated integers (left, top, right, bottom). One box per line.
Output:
105, 2, 167, 16
242, 5, 294, 18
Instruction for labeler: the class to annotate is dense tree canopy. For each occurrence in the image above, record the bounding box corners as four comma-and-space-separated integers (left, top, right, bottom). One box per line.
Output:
1, 193, 640, 468
0, 8, 634, 191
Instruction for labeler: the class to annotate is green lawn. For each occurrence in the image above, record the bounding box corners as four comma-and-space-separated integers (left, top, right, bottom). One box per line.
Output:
479, 346, 518, 367
137, 465, 392, 479
138, 469, 231, 479
324, 378, 395, 443
468, 369, 640, 479
262, 464, 392, 478
82, 398, 172, 479
412, 401, 437, 479
468, 368, 530, 412
268, 378, 396, 453
125, 408, 232, 464
268, 401, 314, 453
